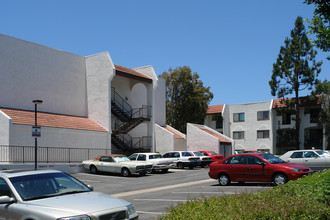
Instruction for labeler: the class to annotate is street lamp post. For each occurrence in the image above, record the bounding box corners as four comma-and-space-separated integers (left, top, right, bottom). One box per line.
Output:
33, 100, 43, 170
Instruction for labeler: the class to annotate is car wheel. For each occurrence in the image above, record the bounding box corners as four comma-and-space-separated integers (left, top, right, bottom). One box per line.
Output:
189, 165, 194, 169
273, 173, 288, 185
177, 162, 184, 169
90, 165, 97, 174
218, 174, 230, 186
121, 168, 131, 177
162, 169, 169, 173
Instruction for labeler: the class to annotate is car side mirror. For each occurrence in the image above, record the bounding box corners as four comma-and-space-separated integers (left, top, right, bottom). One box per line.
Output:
0, 196, 15, 204
258, 161, 266, 166
87, 185, 94, 191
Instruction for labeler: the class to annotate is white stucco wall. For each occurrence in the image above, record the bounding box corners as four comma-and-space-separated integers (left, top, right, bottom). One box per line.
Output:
86, 52, 115, 131
227, 101, 273, 153
0, 110, 11, 145
9, 124, 109, 148
154, 78, 166, 126
187, 123, 219, 153
154, 124, 174, 154
0, 34, 87, 116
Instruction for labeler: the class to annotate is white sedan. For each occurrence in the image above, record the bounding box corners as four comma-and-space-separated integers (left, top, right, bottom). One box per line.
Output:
128, 153, 173, 173
280, 149, 330, 171
82, 154, 153, 177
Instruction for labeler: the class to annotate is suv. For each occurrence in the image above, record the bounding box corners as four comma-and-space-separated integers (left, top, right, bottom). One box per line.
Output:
163, 151, 201, 169
0, 169, 138, 219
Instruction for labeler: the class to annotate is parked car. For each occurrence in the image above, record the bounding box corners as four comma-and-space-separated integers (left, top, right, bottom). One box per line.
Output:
163, 151, 200, 169
189, 151, 213, 167
0, 169, 138, 219
82, 154, 153, 177
208, 153, 312, 186
128, 153, 173, 173
198, 150, 224, 162
280, 149, 330, 171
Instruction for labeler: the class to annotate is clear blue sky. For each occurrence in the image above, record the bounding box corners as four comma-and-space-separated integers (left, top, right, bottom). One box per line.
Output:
1, 0, 329, 105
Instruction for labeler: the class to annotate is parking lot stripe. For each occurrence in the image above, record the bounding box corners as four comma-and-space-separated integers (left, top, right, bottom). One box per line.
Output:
111, 179, 215, 197
134, 198, 187, 202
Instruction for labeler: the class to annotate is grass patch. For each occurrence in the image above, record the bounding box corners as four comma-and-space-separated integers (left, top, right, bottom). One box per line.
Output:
159, 169, 330, 220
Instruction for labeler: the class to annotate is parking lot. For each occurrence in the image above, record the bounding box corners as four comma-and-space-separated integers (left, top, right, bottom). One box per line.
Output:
73, 167, 273, 220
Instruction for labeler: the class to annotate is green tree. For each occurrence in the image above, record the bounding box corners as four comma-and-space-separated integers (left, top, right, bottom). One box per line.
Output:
159, 66, 213, 133
269, 16, 322, 150
304, 0, 330, 60
312, 80, 330, 147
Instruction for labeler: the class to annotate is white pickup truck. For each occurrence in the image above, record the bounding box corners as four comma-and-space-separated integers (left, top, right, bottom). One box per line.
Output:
128, 153, 174, 173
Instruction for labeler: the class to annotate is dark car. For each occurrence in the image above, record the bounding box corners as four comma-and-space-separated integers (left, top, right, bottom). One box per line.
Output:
208, 153, 313, 186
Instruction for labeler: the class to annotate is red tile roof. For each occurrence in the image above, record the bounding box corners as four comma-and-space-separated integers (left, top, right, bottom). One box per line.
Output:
200, 128, 231, 143
115, 64, 152, 83
0, 107, 107, 132
272, 95, 322, 108
206, 105, 224, 114
162, 126, 185, 139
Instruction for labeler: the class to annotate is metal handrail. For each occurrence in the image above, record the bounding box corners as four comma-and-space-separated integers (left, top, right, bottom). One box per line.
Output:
111, 87, 132, 118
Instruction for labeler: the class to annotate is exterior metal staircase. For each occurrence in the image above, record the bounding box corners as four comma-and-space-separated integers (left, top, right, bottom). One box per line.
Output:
111, 87, 152, 152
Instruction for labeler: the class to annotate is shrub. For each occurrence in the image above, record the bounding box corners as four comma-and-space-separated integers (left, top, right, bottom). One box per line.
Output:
159, 169, 330, 220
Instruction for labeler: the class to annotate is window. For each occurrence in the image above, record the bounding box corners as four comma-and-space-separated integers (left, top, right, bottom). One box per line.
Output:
212, 114, 223, 129
282, 112, 291, 125
257, 130, 269, 139
247, 156, 263, 165
0, 178, 11, 197
291, 152, 303, 158
233, 131, 244, 139
233, 113, 245, 122
309, 109, 320, 123
224, 155, 246, 164
100, 156, 114, 162
182, 152, 193, 157
137, 154, 146, 161
304, 151, 318, 158
257, 111, 269, 120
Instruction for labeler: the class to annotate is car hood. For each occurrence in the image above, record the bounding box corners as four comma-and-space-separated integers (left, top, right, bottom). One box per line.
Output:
24, 191, 129, 217
277, 162, 311, 170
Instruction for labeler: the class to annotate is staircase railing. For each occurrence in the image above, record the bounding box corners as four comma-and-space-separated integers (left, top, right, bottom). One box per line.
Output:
111, 87, 132, 118
132, 105, 152, 119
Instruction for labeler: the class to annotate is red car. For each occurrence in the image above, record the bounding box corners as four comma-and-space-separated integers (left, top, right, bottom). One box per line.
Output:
198, 150, 224, 162
208, 153, 313, 186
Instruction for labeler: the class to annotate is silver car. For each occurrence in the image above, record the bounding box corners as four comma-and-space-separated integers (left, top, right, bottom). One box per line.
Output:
0, 169, 138, 220
280, 149, 330, 171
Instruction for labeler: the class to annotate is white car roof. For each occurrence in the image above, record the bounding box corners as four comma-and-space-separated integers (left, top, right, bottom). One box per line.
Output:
0, 169, 62, 178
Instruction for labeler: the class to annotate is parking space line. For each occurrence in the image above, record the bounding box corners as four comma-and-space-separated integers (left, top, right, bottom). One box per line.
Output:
173, 191, 236, 195
134, 198, 187, 202
111, 179, 215, 197
137, 211, 165, 215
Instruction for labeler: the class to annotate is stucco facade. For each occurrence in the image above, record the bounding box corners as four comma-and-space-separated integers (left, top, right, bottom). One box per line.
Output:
0, 34, 163, 156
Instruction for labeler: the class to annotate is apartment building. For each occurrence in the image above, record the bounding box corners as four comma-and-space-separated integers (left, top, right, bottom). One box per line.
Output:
0, 34, 165, 160
205, 97, 327, 155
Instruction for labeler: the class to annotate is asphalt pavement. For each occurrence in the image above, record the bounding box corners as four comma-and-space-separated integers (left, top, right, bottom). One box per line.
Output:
73, 167, 272, 219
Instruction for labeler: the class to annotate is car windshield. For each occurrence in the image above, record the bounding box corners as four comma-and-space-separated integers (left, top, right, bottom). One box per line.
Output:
208, 151, 218, 155
193, 152, 203, 156
114, 156, 131, 162
259, 154, 285, 164
149, 154, 163, 159
10, 172, 91, 201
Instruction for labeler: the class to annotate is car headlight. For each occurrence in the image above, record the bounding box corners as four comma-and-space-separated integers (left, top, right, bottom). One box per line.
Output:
57, 215, 91, 220
127, 204, 136, 216
290, 167, 303, 172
